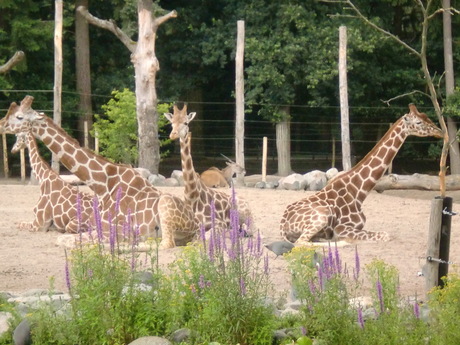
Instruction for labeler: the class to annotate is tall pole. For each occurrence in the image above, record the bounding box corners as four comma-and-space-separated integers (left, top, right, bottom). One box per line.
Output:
235, 20, 245, 186
339, 25, 351, 171
52, 0, 63, 173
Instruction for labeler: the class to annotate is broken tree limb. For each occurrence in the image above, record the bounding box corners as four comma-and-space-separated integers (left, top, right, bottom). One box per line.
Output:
0, 51, 25, 74
375, 173, 460, 192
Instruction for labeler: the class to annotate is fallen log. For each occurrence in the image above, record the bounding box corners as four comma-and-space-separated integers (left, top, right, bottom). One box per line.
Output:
375, 173, 460, 192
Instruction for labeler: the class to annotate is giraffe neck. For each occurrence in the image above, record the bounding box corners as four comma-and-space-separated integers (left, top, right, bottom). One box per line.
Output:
31, 117, 120, 198
25, 132, 59, 182
180, 134, 203, 201
342, 117, 407, 200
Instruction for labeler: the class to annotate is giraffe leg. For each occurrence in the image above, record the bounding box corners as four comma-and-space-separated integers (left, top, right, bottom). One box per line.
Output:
157, 195, 187, 249
280, 202, 331, 245
334, 225, 390, 242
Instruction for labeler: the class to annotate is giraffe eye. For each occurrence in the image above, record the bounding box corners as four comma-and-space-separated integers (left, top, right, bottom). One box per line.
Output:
16, 115, 24, 120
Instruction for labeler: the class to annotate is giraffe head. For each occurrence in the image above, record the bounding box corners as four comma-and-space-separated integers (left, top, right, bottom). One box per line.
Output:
164, 104, 196, 141
11, 132, 28, 154
0, 95, 44, 134
403, 104, 443, 138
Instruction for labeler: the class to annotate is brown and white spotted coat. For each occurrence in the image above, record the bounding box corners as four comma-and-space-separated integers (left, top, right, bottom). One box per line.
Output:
164, 104, 255, 233
0, 96, 199, 248
12, 130, 93, 233
280, 104, 443, 244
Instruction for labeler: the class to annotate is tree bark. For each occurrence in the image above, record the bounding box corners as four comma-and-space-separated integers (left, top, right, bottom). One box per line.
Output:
75, 0, 93, 149
77, 2, 176, 173
276, 106, 292, 176
0, 51, 25, 74
235, 20, 245, 186
375, 173, 460, 192
52, 0, 63, 174
442, 0, 460, 174
339, 25, 351, 171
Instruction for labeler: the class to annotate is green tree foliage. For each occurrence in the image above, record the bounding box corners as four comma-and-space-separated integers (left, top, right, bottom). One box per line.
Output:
92, 89, 172, 165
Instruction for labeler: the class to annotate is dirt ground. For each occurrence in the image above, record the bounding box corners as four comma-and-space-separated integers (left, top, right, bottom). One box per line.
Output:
1, 178, 459, 301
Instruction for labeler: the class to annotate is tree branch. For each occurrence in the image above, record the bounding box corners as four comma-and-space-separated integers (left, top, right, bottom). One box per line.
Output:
153, 10, 177, 29
77, 6, 137, 53
0, 51, 25, 74
322, 0, 421, 57
380, 90, 430, 106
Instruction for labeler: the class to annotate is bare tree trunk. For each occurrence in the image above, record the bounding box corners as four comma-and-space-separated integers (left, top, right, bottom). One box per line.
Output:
75, 0, 94, 149
442, 0, 460, 174
339, 25, 351, 171
276, 106, 292, 176
235, 20, 245, 186
52, 0, 63, 174
77, 1, 176, 173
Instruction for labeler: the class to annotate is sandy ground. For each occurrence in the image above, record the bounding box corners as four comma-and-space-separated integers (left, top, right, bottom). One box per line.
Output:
1, 179, 459, 301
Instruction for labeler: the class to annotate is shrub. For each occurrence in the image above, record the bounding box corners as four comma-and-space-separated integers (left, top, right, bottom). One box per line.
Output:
91, 89, 172, 165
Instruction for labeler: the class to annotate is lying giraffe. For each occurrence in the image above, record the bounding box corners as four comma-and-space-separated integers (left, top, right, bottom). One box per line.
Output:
0, 96, 199, 248
280, 104, 443, 245
12, 131, 94, 233
164, 104, 255, 233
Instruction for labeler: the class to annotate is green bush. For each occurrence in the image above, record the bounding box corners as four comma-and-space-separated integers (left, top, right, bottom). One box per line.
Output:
92, 89, 172, 165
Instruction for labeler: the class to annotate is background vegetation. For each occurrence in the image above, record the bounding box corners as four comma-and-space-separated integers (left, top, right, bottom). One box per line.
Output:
0, 0, 459, 175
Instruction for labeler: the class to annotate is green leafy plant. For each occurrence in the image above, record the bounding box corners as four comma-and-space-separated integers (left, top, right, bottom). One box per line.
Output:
92, 89, 172, 165
170, 195, 276, 345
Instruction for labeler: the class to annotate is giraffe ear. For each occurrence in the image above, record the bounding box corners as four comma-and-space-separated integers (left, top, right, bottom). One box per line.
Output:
37, 112, 45, 120
164, 112, 173, 122
187, 112, 197, 122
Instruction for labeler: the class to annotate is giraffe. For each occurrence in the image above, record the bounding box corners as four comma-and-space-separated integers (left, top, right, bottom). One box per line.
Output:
280, 104, 443, 245
11, 130, 93, 233
164, 104, 255, 233
0, 96, 199, 248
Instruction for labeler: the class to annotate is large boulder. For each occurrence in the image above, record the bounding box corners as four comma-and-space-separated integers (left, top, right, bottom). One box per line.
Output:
303, 170, 327, 191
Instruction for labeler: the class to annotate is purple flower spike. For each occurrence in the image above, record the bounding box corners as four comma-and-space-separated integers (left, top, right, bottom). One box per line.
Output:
239, 278, 246, 296
92, 196, 104, 242
357, 307, 364, 329
198, 274, 206, 289
334, 243, 342, 274
354, 246, 361, 280
64, 254, 71, 292
264, 253, 269, 274
376, 279, 384, 313
413, 301, 420, 319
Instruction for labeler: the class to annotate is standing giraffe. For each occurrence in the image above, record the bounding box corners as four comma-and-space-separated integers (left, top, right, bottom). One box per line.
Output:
164, 104, 255, 232
12, 130, 93, 233
0, 96, 199, 248
280, 104, 443, 244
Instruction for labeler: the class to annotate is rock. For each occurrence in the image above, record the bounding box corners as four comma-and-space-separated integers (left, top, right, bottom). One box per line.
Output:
127, 336, 173, 345
134, 168, 152, 180
265, 241, 295, 258
304, 170, 327, 191
326, 167, 339, 180
148, 174, 166, 186
0, 311, 13, 335
280, 173, 305, 190
164, 178, 179, 187
255, 181, 266, 189
170, 328, 192, 343
171, 170, 184, 186
13, 319, 31, 345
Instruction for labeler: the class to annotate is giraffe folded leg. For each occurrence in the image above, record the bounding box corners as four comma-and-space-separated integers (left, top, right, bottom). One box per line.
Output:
334, 225, 390, 242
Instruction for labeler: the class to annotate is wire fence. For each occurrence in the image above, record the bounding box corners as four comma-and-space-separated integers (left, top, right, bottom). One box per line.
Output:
0, 89, 446, 176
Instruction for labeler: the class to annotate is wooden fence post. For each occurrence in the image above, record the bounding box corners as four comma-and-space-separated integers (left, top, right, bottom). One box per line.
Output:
262, 136, 267, 183
2, 133, 8, 178
438, 196, 452, 286
424, 197, 443, 298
